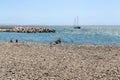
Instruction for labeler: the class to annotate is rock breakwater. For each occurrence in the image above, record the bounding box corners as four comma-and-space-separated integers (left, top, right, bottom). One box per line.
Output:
0, 27, 55, 33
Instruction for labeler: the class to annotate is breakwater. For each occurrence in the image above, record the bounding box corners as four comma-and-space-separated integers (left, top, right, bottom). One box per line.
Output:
0, 27, 55, 33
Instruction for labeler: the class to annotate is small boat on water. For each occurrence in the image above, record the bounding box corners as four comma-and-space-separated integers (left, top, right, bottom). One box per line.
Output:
73, 26, 81, 29
73, 16, 81, 29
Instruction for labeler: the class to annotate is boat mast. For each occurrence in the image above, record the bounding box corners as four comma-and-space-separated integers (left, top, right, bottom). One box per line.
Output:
73, 16, 79, 26
76, 16, 79, 26
73, 17, 76, 26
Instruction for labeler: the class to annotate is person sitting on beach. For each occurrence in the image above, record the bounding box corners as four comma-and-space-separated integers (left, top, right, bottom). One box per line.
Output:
16, 39, 18, 43
55, 38, 61, 44
10, 39, 13, 43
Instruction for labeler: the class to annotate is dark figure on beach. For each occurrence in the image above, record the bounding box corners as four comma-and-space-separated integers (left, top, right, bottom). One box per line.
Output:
55, 38, 61, 44
16, 39, 18, 43
10, 39, 13, 43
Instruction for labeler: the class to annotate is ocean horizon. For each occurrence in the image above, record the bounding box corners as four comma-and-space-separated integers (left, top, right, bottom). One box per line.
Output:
0, 25, 120, 45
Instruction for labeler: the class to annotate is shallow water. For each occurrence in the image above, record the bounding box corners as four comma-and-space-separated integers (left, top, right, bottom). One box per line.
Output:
0, 26, 120, 45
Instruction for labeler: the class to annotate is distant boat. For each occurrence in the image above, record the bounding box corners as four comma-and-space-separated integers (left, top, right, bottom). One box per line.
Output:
73, 26, 81, 29
73, 16, 81, 29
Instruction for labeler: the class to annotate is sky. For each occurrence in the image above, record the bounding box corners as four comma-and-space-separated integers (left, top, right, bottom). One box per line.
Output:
0, 0, 120, 25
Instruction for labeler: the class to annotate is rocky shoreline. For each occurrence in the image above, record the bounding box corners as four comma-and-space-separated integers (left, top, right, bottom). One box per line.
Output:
0, 27, 55, 33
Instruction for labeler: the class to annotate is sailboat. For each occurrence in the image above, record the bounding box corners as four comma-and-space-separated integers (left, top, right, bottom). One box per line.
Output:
73, 16, 81, 29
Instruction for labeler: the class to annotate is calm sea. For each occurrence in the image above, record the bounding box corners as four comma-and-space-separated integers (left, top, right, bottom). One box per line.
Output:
0, 25, 120, 45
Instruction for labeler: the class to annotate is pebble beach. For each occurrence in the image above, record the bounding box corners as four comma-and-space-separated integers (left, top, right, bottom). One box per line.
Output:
0, 42, 120, 80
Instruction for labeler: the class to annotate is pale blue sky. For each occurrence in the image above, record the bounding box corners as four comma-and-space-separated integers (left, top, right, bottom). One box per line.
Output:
0, 0, 120, 25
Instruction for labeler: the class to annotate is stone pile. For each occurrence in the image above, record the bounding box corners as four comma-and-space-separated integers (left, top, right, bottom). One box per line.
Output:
0, 27, 55, 33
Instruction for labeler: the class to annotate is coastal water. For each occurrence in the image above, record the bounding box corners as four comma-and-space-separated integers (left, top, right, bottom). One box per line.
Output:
0, 25, 120, 45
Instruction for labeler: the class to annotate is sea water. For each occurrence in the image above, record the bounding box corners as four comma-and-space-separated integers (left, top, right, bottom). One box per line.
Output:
0, 25, 120, 45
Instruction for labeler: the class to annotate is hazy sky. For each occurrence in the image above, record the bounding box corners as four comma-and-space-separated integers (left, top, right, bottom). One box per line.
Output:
0, 0, 120, 25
